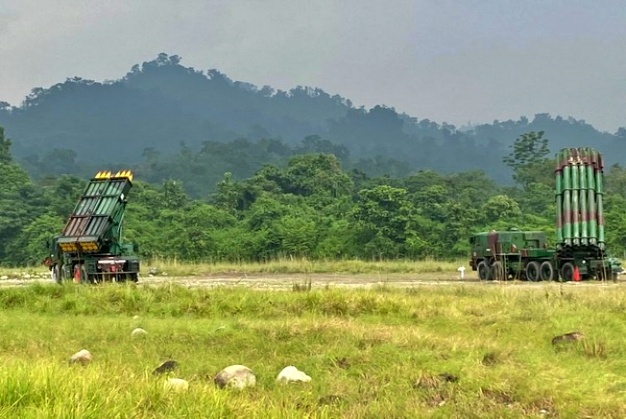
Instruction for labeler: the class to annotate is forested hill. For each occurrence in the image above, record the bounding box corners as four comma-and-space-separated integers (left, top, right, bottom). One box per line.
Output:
1, 53, 625, 197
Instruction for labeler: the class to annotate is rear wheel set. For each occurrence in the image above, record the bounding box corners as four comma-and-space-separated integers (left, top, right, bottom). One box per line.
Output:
477, 260, 503, 281
490, 261, 506, 281
477, 261, 490, 281
525, 261, 541, 282
539, 261, 556, 281
524, 260, 556, 282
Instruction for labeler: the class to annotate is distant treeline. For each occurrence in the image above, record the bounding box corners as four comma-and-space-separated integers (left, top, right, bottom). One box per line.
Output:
3, 125, 626, 267
1, 53, 626, 199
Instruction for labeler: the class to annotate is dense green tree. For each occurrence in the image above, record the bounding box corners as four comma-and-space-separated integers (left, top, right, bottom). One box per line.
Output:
352, 185, 414, 258
40, 175, 87, 217
5, 214, 65, 265
482, 195, 522, 224
0, 126, 11, 164
605, 164, 626, 198
0, 129, 48, 264
502, 131, 555, 188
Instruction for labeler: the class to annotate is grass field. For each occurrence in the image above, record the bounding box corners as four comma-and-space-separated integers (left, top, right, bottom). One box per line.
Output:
1, 282, 625, 418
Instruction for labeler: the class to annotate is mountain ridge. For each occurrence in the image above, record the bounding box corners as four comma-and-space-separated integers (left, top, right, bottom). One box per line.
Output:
1, 52, 624, 196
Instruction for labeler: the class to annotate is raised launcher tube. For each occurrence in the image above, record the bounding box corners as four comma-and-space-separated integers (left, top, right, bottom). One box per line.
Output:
578, 151, 588, 246
587, 154, 597, 245
571, 148, 580, 246
555, 150, 563, 245
595, 150, 605, 250
556, 150, 572, 246
56, 170, 134, 254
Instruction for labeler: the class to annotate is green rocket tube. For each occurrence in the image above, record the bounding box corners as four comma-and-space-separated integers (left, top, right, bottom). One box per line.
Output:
596, 160, 605, 250
587, 159, 597, 245
563, 160, 572, 246
579, 161, 588, 245
571, 154, 580, 246
555, 150, 563, 244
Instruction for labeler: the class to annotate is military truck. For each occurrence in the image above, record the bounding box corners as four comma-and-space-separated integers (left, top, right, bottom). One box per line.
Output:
469, 147, 622, 281
44, 170, 140, 283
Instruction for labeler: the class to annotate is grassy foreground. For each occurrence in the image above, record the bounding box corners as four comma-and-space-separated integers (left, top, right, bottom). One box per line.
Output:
1, 283, 626, 418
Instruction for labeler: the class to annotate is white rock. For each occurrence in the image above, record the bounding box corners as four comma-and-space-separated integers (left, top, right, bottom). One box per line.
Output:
132, 315, 140, 320
131, 328, 148, 337
23, 273, 31, 279
276, 366, 312, 383
0, 275, 8, 280
214, 365, 256, 389
69, 349, 92, 365
164, 378, 189, 392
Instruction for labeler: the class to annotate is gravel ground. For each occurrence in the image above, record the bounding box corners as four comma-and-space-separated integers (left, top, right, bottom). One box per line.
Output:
0, 272, 622, 290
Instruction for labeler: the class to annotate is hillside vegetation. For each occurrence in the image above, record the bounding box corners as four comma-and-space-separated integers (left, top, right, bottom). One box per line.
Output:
2, 124, 626, 268
1, 53, 625, 198
1, 54, 626, 267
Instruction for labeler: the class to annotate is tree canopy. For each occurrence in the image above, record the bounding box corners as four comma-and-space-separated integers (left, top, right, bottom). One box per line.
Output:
2, 124, 626, 267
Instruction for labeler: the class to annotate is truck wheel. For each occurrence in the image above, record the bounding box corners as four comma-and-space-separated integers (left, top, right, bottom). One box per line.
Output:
560, 262, 575, 281
81, 267, 91, 284
52, 264, 62, 284
477, 261, 489, 281
525, 261, 541, 282
597, 267, 610, 281
491, 261, 505, 281
539, 261, 554, 282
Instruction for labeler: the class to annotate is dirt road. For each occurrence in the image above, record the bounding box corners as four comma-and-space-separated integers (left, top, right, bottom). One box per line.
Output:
0, 272, 621, 290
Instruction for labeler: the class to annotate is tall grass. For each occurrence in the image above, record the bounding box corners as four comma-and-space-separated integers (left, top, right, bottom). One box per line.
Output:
1, 283, 626, 417
144, 257, 468, 276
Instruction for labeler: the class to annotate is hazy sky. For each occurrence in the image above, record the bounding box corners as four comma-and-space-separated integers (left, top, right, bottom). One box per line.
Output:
1, 0, 625, 132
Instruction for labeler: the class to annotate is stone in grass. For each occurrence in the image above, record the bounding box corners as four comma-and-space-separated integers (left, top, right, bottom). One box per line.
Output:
412, 372, 459, 390
131, 328, 148, 337
69, 349, 92, 365
551, 331, 584, 345
214, 365, 256, 389
164, 378, 189, 392
276, 366, 312, 384
153, 360, 178, 375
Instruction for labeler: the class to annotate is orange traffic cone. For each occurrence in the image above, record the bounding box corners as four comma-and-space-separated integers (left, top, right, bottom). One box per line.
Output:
73, 264, 81, 284
573, 266, 580, 282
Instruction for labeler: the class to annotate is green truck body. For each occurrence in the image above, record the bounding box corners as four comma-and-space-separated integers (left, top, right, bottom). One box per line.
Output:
44, 170, 140, 283
469, 147, 622, 281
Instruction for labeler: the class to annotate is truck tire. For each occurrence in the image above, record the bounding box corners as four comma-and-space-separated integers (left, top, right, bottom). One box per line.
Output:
525, 261, 541, 282
491, 261, 505, 281
597, 266, 611, 282
477, 261, 489, 281
539, 261, 555, 282
81, 266, 90, 284
52, 264, 62, 284
560, 262, 575, 282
